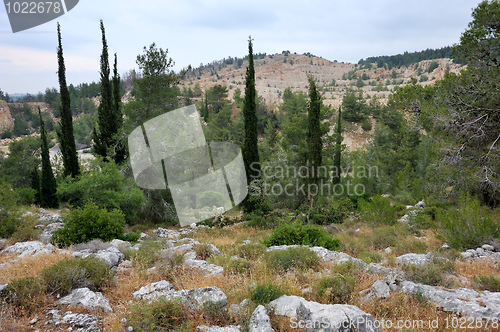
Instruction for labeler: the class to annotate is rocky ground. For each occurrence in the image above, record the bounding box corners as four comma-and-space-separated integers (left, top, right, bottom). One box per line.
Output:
1, 207, 500, 331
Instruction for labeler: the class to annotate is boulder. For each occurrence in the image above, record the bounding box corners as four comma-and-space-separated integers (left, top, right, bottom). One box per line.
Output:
2, 240, 56, 258
185, 286, 228, 310
132, 280, 176, 301
94, 246, 125, 267
57, 287, 113, 313
396, 253, 431, 266
269, 295, 381, 332
38, 222, 64, 243
249, 305, 274, 332
415, 200, 426, 209
184, 258, 224, 276
371, 280, 391, 299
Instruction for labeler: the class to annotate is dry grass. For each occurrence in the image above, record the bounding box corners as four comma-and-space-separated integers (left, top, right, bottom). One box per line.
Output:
456, 259, 500, 280
0, 251, 71, 284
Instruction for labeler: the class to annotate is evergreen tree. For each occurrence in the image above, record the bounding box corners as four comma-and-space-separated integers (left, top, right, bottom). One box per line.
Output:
56, 22, 79, 178
333, 107, 343, 185
94, 20, 113, 159
39, 107, 58, 208
111, 52, 126, 164
242, 36, 260, 182
307, 75, 322, 208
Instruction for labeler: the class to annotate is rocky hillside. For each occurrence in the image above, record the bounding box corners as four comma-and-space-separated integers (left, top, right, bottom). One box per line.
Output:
180, 53, 463, 109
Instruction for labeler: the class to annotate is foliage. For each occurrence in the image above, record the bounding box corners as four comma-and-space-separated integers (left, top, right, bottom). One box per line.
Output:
342, 90, 366, 122
242, 36, 261, 183
197, 190, 226, 209
304, 196, 353, 225
51, 201, 126, 246
249, 281, 285, 305
402, 255, 455, 287
307, 75, 323, 207
41, 255, 113, 296
358, 195, 398, 225
265, 223, 340, 250
315, 262, 358, 304
57, 158, 145, 223
127, 298, 186, 331
39, 107, 58, 208
266, 247, 319, 272
56, 23, 80, 178
129, 239, 163, 269
234, 242, 266, 260
0, 178, 21, 237
4, 277, 46, 314
437, 194, 500, 250
358, 46, 453, 68
0, 136, 40, 189
475, 275, 500, 292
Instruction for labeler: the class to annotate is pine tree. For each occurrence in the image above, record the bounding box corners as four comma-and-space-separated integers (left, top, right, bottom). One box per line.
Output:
39, 107, 58, 208
111, 52, 126, 164
242, 36, 260, 182
56, 22, 79, 178
307, 75, 322, 208
94, 20, 113, 159
333, 107, 343, 185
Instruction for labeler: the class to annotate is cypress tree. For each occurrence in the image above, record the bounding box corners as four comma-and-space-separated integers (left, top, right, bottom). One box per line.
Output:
94, 20, 113, 159
333, 107, 343, 185
307, 75, 322, 208
56, 22, 79, 178
111, 52, 126, 164
39, 107, 58, 208
242, 36, 260, 182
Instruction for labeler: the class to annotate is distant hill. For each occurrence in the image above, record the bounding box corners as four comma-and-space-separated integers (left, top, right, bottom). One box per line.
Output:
180, 49, 463, 109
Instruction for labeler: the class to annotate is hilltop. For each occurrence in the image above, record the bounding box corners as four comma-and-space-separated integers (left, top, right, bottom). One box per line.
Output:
179, 51, 463, 109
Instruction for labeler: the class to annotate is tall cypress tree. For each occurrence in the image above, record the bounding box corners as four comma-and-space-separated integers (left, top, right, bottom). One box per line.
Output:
242, 36, 260, 182
307, 75, 322, 208
39, 107, 58, 208
333, 107, 343, 185
94, 20, 113, 159
111, 52, 126, 163
56, 22, 79, 178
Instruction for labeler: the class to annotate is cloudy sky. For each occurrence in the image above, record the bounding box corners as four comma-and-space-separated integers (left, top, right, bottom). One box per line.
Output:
0, 0, 481, 94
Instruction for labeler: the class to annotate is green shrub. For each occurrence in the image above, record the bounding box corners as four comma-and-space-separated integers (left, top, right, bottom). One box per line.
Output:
316, 274, 356, 304
358, 195, 398, 225
197, 191, 226, 208
51, 201, 126, 246
266, 247, 319, 272
129, 239, 163, 269
127, 298, 186, 331
16, 188, 37, 205
475, 275, 500, 292
394, 239, 428, 256
41, 256, 113, 296
234, 243, 266, 260
364, 226, 401, 250
315, 262, 359, 304
303, 197, 354, 225
193, 243, 214, 260
208, 255, 252, 275
4, 277, 46, 314
437, 195, 500, 250
57, 158, 145, 223
249, 281, 285, 305
358, 251, 382, 264
0, 178, 21, 238
361, 117, 372, 131
402, 256, 454, 287
265, 223, 340, 251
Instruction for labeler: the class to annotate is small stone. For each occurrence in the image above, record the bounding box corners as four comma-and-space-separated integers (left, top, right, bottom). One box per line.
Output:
482, 244, 494, 251
128, 326, 133, 331
29, 318, 38, 324
441, 243, 450, 250
415, 200, 426, 208
461, 251, 474, 259
384, 247, 392, 254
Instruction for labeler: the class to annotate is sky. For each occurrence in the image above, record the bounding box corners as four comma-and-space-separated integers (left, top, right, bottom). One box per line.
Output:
0, 0, 482, 95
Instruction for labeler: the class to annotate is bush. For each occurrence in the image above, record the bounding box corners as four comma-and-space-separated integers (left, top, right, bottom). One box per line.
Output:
437, 195, 500, 250
266, 247, 319, 272
361, 117, 372, 131
129, 239, 163, 269
264, 223, 340, 251
127, 298, 186, 331
242, 180, 271, 215
57, 158, 145, 223
4, 277, 46, 314
193, 243, 214, 260
41, 256, 113, 296
304, 197, 354, 225
402, 255, 454, 287
249, 281, 285, 305
475, 275, 500, 292
16, 188, 37, 205
315, 262, 359, 304
51, 201, 126, 246
358, 251, 382, 264
0, 178, 21, 238
358, 195, 398, 225
208, 254, 252, 275
197, 191, 226, 208
234, 243, 266, 260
